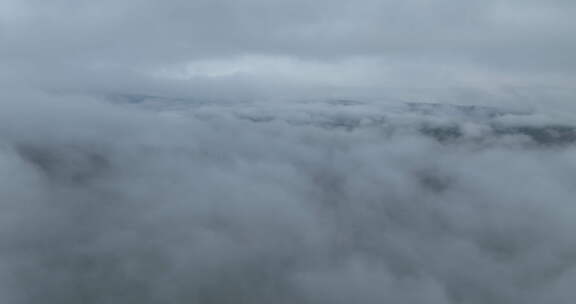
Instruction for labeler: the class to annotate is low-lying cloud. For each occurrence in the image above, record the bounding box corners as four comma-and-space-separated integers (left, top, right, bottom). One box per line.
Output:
2, 0, 576, 302
0, 92, 575, 303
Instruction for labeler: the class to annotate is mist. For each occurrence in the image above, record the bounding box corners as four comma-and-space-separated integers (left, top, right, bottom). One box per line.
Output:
0, 91, 574, 303
2, 0, 576, 303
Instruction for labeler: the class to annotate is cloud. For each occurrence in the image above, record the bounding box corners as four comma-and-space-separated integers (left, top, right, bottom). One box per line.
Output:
2, 1, 576, 302
1, 92, 576, 302
1, 0, 575, 97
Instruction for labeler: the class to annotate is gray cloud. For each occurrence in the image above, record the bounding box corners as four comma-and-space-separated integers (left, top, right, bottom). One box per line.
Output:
2, 1, 576, 303
1, 92, 576, 303
1, 0, 575, 96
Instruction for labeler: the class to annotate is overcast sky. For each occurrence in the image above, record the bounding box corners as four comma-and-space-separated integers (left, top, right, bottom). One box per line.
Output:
3, 2, 576, 302
1, 0, 575, 100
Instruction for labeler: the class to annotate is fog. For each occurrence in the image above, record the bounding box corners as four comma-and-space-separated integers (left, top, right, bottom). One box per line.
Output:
0, 91, 574, 303
2, 0, 576, 303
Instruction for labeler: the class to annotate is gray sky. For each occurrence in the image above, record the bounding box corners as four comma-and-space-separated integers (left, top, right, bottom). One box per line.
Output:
1, 0, 575, 100
3, 2, 576, 303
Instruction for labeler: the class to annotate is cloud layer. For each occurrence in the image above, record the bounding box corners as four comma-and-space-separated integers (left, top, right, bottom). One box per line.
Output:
1, 0, 575, 98
2, 1, 576, 303
0, 92, 575, 303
